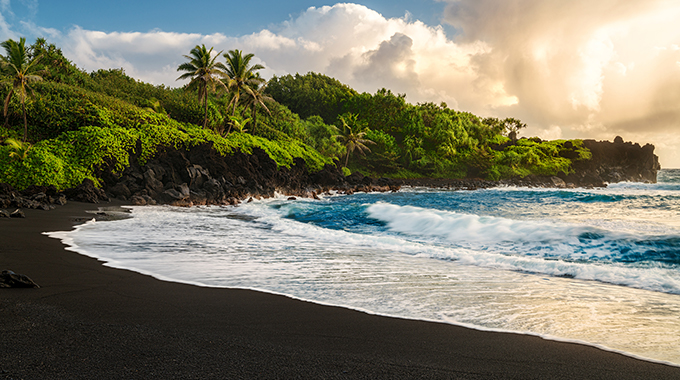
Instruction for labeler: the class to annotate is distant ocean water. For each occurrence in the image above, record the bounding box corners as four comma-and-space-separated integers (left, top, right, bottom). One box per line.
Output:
50, 169, 680, 366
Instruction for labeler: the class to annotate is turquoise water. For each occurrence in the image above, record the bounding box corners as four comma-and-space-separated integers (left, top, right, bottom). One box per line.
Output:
51, 169, 680, 365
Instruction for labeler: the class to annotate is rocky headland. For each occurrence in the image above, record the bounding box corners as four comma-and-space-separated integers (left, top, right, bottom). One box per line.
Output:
0, 136, 661, 212
564, 137, 660, 186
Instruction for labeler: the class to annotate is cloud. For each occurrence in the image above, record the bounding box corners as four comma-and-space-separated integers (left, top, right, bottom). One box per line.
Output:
56, 3, 507, 112
1, 3, 519, 115
59, 28, 235, 85
329, 32, 421, 95
0, 12, 16, 41
440, 0, 680, 165
233, 3, 511, 110
1, 0, 12, 14
0, 0, 16, 41
19, 20, 59, 39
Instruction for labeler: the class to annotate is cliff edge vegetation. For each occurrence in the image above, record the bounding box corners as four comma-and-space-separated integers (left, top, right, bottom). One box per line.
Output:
0, 38, 657, 195
0, 39, 331, 191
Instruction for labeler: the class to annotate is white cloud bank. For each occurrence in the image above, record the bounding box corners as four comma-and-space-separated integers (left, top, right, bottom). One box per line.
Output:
441, 0, 680, 166
58, 4, 502, 112
2, 1, 680, 165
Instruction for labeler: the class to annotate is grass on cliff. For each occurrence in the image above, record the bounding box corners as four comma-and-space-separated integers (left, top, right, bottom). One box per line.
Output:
0, 81, 331, 191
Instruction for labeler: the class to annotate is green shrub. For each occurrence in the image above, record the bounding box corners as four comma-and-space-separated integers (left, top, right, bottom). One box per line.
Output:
0, 80, 332, 190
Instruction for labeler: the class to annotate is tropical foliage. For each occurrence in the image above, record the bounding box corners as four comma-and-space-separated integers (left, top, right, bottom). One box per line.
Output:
266, 72, 357, 124
222, 50, 264, 114
0, 37, 595, 193
266, 74, 591, 179
176, 44, 227, 128
4, 137, 31, 160
0, 37, 44, 141
336, 113, 374, 167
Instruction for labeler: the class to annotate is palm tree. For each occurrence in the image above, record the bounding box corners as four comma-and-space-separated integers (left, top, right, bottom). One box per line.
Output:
241, 80, 273, 134
223, 50, 265, 116
33, 37, 47, 51
337, 113, 374, 167
0, 37, 44, 142
4, 137, 31, 160
177, 44, 227, 128
227, 115, 251, 134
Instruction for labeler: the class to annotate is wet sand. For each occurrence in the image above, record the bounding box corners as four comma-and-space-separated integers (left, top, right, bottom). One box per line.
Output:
2, 201, 679, 379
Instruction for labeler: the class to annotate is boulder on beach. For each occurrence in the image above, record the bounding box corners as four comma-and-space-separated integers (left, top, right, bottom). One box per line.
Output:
9, 209, 25, 218
0, 270, 40, 288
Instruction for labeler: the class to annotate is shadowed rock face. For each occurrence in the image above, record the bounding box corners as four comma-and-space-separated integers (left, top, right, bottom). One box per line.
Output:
0, 183, 69, 211
98, 143, 400, 206
95, 137, 659, 205
560, 137, 660, 187
63, 179, 109, 204
1, 137, 659, 209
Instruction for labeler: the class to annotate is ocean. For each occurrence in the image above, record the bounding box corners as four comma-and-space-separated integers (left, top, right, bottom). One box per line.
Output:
50, 169, 680, 366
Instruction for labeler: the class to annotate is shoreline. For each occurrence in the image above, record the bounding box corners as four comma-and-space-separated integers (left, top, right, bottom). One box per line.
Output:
49, 199, 680, 369
2, 202, 680, 379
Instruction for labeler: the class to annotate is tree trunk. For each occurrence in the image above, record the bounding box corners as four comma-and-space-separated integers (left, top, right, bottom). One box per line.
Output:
203, 97, 208, 128
252, 109, 257, 135
4, 91, 13, 128
231, 91, 238, 117
22, 101, 27, 143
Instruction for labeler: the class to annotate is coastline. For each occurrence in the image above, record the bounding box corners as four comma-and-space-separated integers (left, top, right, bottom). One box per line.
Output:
2, 202, 680, 379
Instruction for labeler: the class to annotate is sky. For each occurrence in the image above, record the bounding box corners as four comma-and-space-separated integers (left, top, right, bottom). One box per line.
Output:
2, 0, 680, 167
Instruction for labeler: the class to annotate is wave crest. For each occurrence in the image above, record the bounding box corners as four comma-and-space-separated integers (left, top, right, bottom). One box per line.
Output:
366, 202, 587, 243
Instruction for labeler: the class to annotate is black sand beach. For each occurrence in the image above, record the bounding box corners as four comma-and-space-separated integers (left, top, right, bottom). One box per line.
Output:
2, 202, 680, 379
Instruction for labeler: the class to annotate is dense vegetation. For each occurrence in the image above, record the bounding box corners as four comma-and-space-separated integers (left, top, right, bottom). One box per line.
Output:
266, 74, 591, 179
0, 37, 592, 192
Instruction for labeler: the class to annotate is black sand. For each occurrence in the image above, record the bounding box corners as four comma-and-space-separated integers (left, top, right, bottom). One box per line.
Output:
2, 201, 679, 379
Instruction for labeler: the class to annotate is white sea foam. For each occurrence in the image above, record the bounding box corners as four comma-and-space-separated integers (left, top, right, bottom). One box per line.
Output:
363, 202, 680, 294
366, 202, 588, 243
46, 181, 680, 366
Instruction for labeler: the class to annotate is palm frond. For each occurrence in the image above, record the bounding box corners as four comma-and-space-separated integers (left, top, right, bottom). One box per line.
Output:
5, 137, 31, 160
176, 44, 228, 127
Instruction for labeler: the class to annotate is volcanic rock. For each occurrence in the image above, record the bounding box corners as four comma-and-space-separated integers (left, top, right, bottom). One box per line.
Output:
9, 209, 25, 218
0, 270, 40, 288
63, 179, 109, 204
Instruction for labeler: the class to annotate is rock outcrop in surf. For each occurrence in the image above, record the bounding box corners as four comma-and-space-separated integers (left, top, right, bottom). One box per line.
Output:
562, 137, 660, 187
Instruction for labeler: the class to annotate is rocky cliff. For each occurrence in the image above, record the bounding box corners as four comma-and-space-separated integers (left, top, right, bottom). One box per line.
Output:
0, 136, 662, 211
559, 136, 660, 187
97, 142, 399, 206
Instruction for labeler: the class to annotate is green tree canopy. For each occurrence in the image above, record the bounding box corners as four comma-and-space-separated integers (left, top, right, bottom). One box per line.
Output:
1, 37, 44, 141
265, 72, 357, 124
